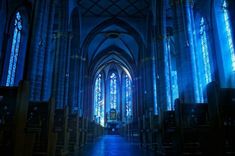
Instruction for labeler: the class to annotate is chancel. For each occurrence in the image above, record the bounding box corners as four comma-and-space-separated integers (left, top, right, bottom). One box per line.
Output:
0, 0, 235, 155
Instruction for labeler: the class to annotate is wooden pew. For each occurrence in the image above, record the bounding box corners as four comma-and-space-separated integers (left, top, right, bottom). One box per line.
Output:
119, 122, 128, 138
87, 121, 96, 143
160, 111, 177, 155
54, 107, 69, 156
139, 116, 144, 147
207, 82, 235, 155
219, 89, 235, 155
87, 121, 104, 143
141, 115, 151, 148
175, 99, 210, 155
149, 115, 160, 151
118, 119, 140, 145
0, 81, 29, 156
97, 123, 104, 136
26, 98, 57, 156
84, 118, 88, 144
79, 117, 87, 147
129, 119, 139, 144
68, 114, 79, 154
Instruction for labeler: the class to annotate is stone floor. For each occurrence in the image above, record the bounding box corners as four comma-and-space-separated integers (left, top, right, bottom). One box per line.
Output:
75, 135, 155, 156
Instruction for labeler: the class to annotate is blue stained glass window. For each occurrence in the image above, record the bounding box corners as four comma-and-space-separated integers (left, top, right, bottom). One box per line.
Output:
223, 0, 235, 71
166, 39, 172, 110
6, 12, 22, 86
110, 73, 117, 109
125, 75, 132, 118
200, 17, 212, 84
166, 39, 179, 110
171, 71, 179, 104
94, 74, 104, 126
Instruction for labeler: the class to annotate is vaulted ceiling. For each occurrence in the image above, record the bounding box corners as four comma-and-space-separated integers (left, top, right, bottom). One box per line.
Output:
77, 1, 147, 78
87, 24, 138, 62
78, 0, 150, 17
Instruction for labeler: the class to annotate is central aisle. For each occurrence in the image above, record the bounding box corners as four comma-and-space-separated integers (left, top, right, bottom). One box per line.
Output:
75, 135, 155, 156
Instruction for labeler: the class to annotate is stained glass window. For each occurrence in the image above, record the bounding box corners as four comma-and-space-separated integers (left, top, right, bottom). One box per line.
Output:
110, 73, 117, 110
200, 17, 212, 84
171, 71, 179, 104
223, 0, 235, 71
94, 74, 104, 126
195, 17, 213, 102
166, 38, 179, 110
6, 12, 22, 86
166, 38, 172, 110
125, 75, 132, 118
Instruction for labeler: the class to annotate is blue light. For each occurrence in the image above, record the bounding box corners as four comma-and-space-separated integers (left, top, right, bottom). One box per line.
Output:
125, 74, 132, 118
171, 71, 179, 105
165, 39, 172, 110
6, 12, 22, 86
166, 38, 179, 109
94, 74, 104, 126
110, 73, 117, 109
152, 56, 158, 114
186, 3, 201, 102
200, 17, 212, 84
223, 0, 235, 71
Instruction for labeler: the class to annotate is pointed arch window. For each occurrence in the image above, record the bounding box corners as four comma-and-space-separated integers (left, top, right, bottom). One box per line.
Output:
6, 12, 22, 86
94, 74, 104, 126
110, 73, 117, 110
223, 0, 235, 71
124, 74, 132, 118
196, 17, 213, 102
166, 38, 179, 110
200, 17, 212, 84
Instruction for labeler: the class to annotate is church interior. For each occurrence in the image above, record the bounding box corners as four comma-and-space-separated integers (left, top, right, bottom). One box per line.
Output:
0, 0, 235, 155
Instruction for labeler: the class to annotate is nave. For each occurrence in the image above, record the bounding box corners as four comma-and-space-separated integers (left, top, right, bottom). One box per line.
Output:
1, 0, 235, 155
0, 81, 235, 156
75, 135, 154, 156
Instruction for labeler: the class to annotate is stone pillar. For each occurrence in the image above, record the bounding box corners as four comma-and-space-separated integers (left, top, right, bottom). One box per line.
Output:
41, 0, 56, 100
156, 0, 169, 111
27, 0, 55, 101
173, 0, 198, 103
51, 0, 69, 108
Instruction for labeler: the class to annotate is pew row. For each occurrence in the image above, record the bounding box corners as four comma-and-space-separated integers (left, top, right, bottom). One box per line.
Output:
0, 81, 29, 156
175, 100, 210, 155
54, 107, 69, 156
68, 114, 80, 154
207, 82, 235, 155
26, 98, 57, 156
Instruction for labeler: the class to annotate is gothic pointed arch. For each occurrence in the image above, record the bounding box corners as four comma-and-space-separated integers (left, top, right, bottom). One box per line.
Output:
81, 17, 145, 63
1, 6, 30, 86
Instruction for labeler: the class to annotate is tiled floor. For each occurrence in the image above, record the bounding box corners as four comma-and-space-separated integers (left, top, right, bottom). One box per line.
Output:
75, 135, 155, 156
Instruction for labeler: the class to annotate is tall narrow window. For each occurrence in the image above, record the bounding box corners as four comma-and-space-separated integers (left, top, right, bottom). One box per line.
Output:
200, 17, 212, 84
110, 73, 117, 109
171, 71, 179, 104
165, 38, 172, 110
94, 74, 104, 126
196, 17, 212, 102
6, 12, 22, 86
223, 0, 235, 71
125, 75, 132, 119
167, 38, 179, 110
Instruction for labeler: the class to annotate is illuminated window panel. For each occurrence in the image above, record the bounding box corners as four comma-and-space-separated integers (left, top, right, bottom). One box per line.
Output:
200, 17, 212, 84
166, 39, 179, 110
94, 74, 104, 126
125, 75, 132, 118
110, 73, 117, 109
171, 71, 179, 104
6, 12, 22, 86
223, 0, 235, 71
